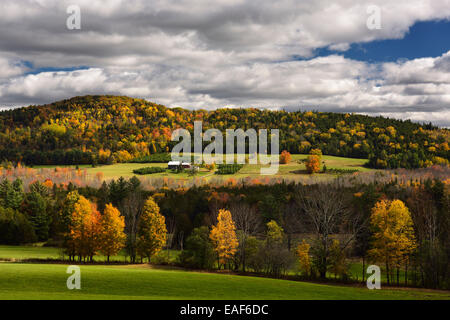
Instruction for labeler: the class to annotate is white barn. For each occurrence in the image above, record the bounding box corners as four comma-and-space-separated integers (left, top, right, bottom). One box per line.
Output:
168, 161, 191, 169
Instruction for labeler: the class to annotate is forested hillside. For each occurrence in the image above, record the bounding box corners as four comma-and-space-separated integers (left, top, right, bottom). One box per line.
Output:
0, 95, 448, 168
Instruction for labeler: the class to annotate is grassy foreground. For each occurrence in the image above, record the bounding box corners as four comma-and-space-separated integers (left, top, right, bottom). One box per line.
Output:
0, 263, 448, 300
0, 246, 423, 287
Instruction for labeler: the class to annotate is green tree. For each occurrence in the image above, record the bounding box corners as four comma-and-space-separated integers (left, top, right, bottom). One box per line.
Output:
179, 226, 215, 269
0, 206, 36, 244
0, 178, 24, 210
29, 181, 50, 198
23, 191, 51, 241
136, 197, 167, 262
60, 191, 80, 233
266, 220, 284, 245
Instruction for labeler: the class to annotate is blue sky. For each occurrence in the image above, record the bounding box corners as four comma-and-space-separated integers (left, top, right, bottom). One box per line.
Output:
25, 65, 91, 76
314, 20, 450, 63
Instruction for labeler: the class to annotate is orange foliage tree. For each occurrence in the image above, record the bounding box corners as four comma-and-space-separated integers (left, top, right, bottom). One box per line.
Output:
305, 155, 321, 174
70, 196, 101, 262
136, 197, 167, 262
99, 203, 126, 262
279, 150, 292, 164
43, 179, 53, 189
209, 209, 238, 269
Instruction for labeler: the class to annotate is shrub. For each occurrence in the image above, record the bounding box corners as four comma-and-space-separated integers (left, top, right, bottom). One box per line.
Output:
152, 251, 172, 265
133, 167, 166, 175
305, 155, 321, 174
0, 206, 37, 244
261, 245, 295, 277
279, 150, 292, 164
325, 168, 359, 174
178, 226, 215, 269
215, 164, 243, 175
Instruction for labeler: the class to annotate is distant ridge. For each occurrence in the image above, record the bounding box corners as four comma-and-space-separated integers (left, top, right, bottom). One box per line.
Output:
0, 95, 448, 168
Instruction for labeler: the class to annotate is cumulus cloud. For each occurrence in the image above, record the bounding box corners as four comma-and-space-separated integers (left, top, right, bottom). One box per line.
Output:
0, 0, 449, 126
1, 52, 449, 123
0, 56, 29, 79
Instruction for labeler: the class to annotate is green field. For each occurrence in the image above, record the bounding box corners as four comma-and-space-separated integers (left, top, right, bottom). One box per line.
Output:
35, 154, 373, 180
0, 246, 411, 285
0, 245, 178, 264
233, 154, 372, 180
0, 246, 448, 300
0, 263, 448, 300
0, 245, 66, 261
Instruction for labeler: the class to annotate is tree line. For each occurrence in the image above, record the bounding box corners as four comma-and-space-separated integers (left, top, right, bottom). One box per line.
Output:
0, 173, 448, 289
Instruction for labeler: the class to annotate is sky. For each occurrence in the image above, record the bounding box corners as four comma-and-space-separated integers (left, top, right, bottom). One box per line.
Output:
0, 1, 450, 127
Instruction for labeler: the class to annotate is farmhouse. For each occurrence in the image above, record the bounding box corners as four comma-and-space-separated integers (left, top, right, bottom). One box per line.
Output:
168, 161, 191, 169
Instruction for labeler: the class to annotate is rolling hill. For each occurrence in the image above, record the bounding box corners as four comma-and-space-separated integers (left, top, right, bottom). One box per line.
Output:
0, 95, 448, 168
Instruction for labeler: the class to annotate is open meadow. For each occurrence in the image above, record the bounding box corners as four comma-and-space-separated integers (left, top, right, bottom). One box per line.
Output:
0, 245, 411, 285
0, 246, 449, 300
0, 245, 178, 264
0, 262, 448, 300
34, 154, 373, 181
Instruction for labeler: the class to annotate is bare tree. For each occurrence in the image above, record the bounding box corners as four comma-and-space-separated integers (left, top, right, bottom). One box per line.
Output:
121, 190, 145, 263
230, 202, 262, 236
179, 230, 185, 251
282, 202, 303, 251
408, 189, 438, 244
229, 202, 262, 272
295, 183, 350, 278
203, 210, 218, 227
407, 187, 447, 288
165, 216, 176, 260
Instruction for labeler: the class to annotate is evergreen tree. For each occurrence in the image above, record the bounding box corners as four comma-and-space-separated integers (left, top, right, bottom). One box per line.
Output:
23, 191, 51, 241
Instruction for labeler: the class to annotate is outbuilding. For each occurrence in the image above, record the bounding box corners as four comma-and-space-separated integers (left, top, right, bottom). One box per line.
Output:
168, 161, 191, 169
168, 161, 181, 169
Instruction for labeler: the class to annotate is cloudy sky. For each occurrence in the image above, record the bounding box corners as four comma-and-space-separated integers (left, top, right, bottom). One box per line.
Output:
1, 0, 450, 127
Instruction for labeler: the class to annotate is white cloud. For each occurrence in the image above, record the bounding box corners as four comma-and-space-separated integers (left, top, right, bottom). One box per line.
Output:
0, 0, 449, 126
1, 51, 449, 126
0, 56, 28, 79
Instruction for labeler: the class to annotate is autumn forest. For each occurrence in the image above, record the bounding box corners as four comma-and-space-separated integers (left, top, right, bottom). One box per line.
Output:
0, 95, 448, 169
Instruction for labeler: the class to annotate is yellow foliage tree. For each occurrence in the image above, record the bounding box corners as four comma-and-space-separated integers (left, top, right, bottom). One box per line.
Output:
296, 240, 311, 277
70, 196, 101, 262
309, 148, 322, 158
368, 199, 417, 285
210, 209, 239, 268
266, 220, 284, 244
329, 239, 347, 279
137, 197, 167, 262
99, 203, 126, 262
